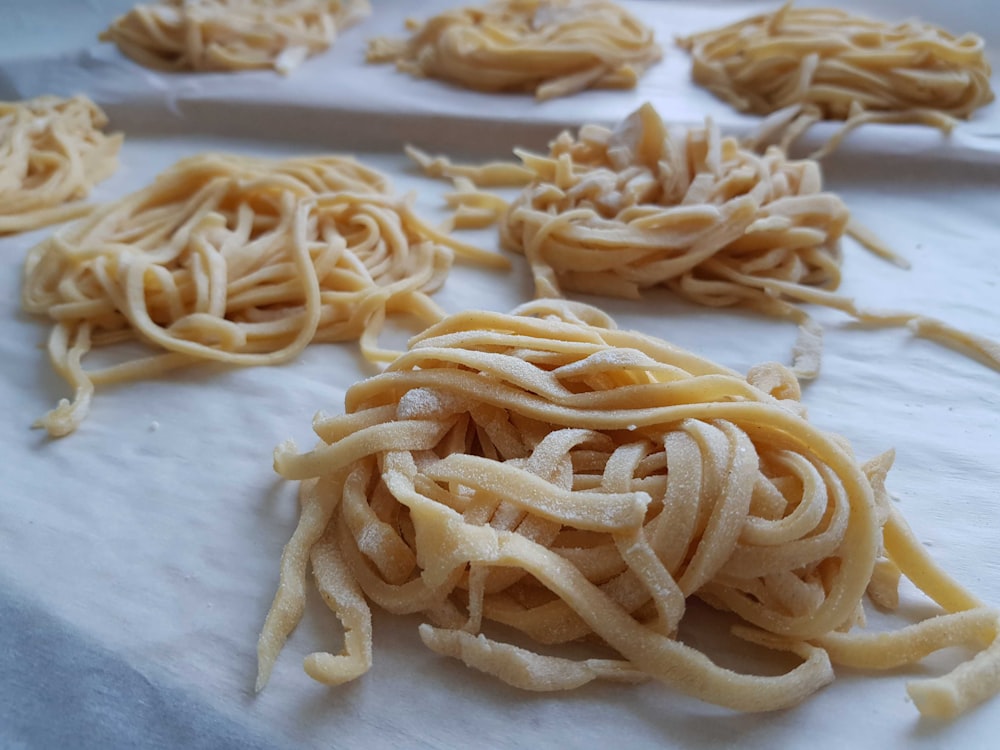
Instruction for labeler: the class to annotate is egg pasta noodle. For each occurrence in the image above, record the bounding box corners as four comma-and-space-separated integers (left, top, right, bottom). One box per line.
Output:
408, 103, 1000, 379
677, 1, 994, 158
257, 300, 1000, 718
21, 152, 507, 437
100, 0, 370, 74
0, 95, 121, 235
366, 0, 662, 101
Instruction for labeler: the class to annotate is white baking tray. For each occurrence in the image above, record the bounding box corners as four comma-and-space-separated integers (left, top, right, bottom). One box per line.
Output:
1, 2, 999, 748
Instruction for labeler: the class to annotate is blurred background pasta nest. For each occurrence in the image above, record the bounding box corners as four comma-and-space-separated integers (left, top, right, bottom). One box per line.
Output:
367, 0, 662, 100
101, 0, 371, 73
678, 1, 994, 156
0, 95, 121, 234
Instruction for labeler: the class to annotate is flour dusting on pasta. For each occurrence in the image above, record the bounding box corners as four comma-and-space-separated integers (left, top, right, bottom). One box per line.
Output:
257, 300, 1000, 719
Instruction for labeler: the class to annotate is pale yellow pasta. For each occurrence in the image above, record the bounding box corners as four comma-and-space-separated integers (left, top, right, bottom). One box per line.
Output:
257, 299, 1000, 719
409, 103, 1000, 378
0, 95, 122, 235
678, 2, 995, 158
21, 152, 507, 437
101, 0, 370, 74
367, 0, 661, 101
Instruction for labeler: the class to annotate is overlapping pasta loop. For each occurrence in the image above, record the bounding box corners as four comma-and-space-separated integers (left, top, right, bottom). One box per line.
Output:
678, 2, 995, 157
257, 300, 1000, 718
21, 153, 506, 437
0, 95, 122, 235
366, 0, 661, 100
101, 0, 370, 74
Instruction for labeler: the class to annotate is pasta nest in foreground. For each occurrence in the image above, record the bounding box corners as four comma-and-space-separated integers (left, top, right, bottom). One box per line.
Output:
366, 0, 662, 101
0, 95, 122, 235
21, 152, 503, 437
258, 300, 1000, 719
677, 2, 994, 156
101, 0, 370, 74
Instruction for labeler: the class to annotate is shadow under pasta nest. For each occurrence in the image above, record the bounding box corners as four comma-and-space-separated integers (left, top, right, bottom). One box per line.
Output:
274, 593, 826, 735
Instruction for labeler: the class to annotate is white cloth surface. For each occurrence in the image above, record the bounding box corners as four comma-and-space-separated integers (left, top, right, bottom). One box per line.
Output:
1, 2, 999, 748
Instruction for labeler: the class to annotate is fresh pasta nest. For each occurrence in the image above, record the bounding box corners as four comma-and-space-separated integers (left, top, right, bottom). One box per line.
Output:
416, 102, 1000, 379
678, 2, 995, 157
258, 300, 1000, 719
500, 102, 852, 377
366, 0, 662, 101
0, 95, 122, 235
501, 102, 849, 304
21, 152, 505, 437
101, 0, 370, 74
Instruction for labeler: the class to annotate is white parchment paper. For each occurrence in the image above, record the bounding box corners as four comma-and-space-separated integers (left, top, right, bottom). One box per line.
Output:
1, 2, 999, 748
